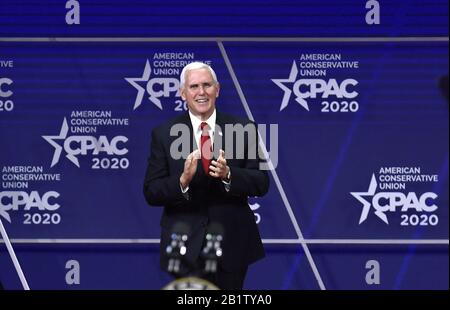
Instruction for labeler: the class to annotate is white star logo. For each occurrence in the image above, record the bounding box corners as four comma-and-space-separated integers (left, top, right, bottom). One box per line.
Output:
125, 60, 163, 110
271, 61, 309, 111
350, 174, 389, 224
0, 207, 11, 223
42, 118, 79, 167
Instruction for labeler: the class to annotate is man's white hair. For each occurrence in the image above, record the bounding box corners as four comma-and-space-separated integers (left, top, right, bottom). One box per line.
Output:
180, 62, 218, 88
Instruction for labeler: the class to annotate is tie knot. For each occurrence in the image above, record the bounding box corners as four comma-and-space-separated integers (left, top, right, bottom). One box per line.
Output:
200, 122, 210, 137
200, 122, 211, 139
200, 122, 210, 134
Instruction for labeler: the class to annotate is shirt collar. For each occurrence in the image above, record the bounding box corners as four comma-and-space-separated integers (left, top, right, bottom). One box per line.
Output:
188, 109, 216, 133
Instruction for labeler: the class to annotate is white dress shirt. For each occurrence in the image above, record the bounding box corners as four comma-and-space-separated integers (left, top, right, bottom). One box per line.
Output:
180, 109, 230, 196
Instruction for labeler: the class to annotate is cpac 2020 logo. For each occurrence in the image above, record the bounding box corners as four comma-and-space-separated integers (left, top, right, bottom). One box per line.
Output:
272, 61, 359, 112
350, 174, 439, 226
42, 118, 128, 168
0, 77, 14, 112
0, 190, 60, 224
125, 60, 180, 111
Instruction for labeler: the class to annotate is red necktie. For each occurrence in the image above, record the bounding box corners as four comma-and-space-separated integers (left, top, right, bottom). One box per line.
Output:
200, 122, 212, 175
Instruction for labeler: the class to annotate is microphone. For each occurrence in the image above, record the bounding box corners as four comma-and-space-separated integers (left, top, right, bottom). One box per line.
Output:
165, 221, 190, 274
201, 222, 224, 274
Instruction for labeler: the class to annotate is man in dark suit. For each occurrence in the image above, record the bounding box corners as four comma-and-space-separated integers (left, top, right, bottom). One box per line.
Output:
143, 62, 269, 289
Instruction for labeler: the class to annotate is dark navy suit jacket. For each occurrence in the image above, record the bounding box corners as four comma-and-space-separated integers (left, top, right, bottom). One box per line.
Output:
143, 111, 269, 272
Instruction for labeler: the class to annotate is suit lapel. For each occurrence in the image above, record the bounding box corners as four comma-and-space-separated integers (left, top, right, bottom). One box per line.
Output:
214, 111, 226, 160
178, 111, 196, 152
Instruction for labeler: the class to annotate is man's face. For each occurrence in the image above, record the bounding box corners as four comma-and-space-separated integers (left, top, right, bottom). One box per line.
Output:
181, 68, 220, 119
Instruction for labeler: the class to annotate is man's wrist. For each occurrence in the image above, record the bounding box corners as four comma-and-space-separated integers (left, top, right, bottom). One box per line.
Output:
180, 174, 188, 189
222, 166, 231, 182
